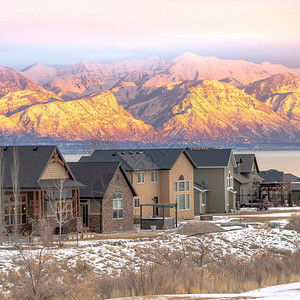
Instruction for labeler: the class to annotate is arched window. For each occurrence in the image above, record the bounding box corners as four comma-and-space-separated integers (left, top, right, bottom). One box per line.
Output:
113, 193, 123, 219
227, 171, 233, 188
179, 175, 185, 180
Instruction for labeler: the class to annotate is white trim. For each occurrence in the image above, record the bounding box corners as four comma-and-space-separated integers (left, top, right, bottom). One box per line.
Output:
194, 186, 209, 192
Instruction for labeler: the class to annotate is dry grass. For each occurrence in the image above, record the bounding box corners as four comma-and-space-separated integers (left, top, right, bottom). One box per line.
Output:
230, 216, 289, 223
2, 239, 300, 299
285, 214, 300, 233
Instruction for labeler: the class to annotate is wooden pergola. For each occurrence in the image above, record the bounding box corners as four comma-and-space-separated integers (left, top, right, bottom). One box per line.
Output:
139, 203, 178, 229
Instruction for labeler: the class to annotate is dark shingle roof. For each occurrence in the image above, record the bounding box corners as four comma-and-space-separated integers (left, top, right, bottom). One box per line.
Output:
79, 149, 189, 171
1, 145, 82, 189
258, 169, 284, 182
186, 148, 232, 168
2, 146, 57, 189
234, 173, 251, 184
69, 162, 136, 198
234, 154, 259, 173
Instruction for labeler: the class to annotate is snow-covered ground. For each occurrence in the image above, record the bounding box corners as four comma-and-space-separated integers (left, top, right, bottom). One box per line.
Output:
0, 207, 300, 296
0, 224, 299, 275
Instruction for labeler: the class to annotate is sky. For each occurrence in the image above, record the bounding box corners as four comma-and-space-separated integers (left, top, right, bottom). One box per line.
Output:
0, 0, 299, 70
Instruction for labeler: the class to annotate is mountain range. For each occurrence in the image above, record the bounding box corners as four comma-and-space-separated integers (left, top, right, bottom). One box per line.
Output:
1, 52, 300, 145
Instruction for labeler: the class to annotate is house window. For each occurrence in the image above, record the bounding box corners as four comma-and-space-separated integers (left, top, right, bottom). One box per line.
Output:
4, 194, 27, 226
134, 198, 140, 208
179, 181, 185, 191
227, 171, 233, 188
179, 194, 185, 210
186, 194, 190, 209
186, 181, 190, 192
137, 172, 145, 184
173, 175, 191, 210
201, 193, 206, 206
174, 182, 178, 192
113, 193, 123, 219
56, 200, 73, 221
174, 194, 178, 204
151, 171, 158, 183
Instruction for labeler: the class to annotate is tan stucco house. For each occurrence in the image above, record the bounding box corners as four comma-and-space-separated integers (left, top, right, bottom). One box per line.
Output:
186, 148, 237, 213
80, 149, 195, 220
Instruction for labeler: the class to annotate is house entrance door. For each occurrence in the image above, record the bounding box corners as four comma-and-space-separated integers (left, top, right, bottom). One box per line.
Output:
80, 201, 89, 229
153, 197, 159, 216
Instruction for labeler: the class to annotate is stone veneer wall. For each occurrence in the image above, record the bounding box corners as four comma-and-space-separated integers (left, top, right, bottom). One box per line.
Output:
32, 216, 82, 235
101, 168, 134, 233
89, 214, 101, 233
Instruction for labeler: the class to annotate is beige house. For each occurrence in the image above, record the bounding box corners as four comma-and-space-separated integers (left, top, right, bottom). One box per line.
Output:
80, 149, 195, 220
186, 148, 237, 213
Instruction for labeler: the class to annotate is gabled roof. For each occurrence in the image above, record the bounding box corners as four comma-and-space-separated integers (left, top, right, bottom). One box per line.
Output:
194, 182, 209, 192
186, 148, 235, 168
258, 169, 284, 183
1, 145, 75, 189
234, 173, 251, 184
69, 162, 137, 199
234, 154, 259, 173
79, 148, 194, 171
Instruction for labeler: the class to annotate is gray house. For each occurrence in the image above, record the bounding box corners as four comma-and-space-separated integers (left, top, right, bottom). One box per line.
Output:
186, 148, 237, 213
291, 182, 300, 205
234, 154, 264, 206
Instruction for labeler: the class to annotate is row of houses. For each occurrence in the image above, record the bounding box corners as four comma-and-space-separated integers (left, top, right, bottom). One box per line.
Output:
0, 146, 263, 234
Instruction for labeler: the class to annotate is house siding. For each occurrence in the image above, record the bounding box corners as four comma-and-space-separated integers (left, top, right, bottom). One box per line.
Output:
194, 168, 225, 213
128, 170, 161, 218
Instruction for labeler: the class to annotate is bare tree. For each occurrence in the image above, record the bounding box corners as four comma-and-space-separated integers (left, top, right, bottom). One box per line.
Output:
0, 144, 5, 245
11, 142, 20, 243
43, 178, 77, 245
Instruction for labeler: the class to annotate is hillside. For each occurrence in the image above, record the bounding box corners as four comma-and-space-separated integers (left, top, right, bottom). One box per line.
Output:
158, 80, 296, 142
244, 73, 300, 120
0, 91, 156, 141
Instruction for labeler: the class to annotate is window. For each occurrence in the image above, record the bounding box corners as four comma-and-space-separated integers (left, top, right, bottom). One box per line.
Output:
201, 193, 206, 206
134, 198, 140, 208
4, 194, 27, 226
174, 182, 178, 192
186, 194, 190, 209
179, 181, 185, 191
227, 171, 233, 188
186, 181, 190, 192
137, 172, 145, 184
173, 175, 191, 210
174, 194, 178, 204
113, 193, 123, 219
56, 201, 73, 221
151, 171, 158, 183
179, 194, 185, 210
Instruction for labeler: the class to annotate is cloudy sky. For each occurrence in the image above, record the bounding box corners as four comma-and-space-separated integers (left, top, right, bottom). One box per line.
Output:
1, 0, 299, 69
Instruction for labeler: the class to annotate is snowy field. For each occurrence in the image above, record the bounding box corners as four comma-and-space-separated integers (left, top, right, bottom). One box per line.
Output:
1, 207, 300, 297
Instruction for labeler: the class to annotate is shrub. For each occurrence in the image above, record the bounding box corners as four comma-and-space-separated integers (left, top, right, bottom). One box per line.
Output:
285, 214, 300, 233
